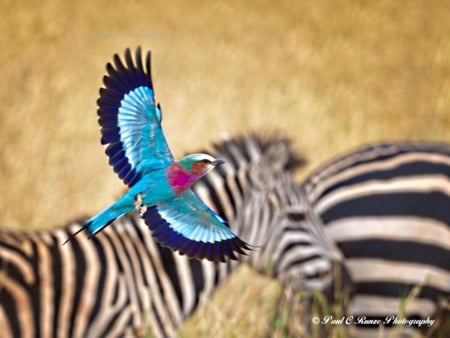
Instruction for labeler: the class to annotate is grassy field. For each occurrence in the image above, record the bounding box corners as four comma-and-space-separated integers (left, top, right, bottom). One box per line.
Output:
1, 0, 450, 336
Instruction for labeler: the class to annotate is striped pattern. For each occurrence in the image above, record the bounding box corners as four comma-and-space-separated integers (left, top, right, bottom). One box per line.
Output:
6, 137, 446, 337
0, 215, 235, 337
0, 135, 338, 337
303, 141, 450, 337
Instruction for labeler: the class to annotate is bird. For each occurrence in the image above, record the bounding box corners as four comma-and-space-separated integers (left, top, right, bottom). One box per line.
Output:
66, 47, 252, 262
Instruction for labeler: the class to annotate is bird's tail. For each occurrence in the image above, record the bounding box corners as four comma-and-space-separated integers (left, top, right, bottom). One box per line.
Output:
84, 205, 126, 236
63, 200, 129, 245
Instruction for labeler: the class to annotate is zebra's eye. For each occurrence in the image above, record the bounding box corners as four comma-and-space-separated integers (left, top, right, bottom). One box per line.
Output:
287, 211, 306, 222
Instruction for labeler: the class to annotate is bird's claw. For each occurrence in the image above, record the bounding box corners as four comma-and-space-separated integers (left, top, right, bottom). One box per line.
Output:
134, 193, 147, 214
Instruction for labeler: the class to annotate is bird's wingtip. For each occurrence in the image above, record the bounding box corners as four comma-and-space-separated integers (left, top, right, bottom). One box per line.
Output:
151, 227, 254, 263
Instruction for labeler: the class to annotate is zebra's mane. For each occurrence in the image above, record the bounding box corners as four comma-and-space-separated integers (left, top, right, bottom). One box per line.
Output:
200, 132, 306, 172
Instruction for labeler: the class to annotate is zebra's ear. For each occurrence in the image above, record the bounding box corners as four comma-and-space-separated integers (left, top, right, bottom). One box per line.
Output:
263, 142, 290, 171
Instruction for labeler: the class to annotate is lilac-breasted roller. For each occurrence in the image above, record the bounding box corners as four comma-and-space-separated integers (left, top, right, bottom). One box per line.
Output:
68, 47, 251, 262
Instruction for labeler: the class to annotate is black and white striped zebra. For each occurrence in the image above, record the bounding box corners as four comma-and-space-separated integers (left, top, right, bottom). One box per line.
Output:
6, 134, 446, 337
299, 141, 450, 337
0, 134, 339, 338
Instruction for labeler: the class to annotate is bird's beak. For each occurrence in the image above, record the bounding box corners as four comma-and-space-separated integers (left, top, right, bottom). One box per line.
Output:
212, 159, 225, 166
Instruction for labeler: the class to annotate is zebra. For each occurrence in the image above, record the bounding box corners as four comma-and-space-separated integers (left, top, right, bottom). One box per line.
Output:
199, 139, 450, 337
293, 141, 449, 338
0, 134, 340, 338
6, 134, 447, 337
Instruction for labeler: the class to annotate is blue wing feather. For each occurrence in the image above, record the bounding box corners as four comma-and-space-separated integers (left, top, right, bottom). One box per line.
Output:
97, 47, 173, 186
141, 190, 251, 262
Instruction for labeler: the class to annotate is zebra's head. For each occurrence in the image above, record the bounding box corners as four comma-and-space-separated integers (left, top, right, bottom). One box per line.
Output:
193, 133, 342, 292
233, 172, 343, 292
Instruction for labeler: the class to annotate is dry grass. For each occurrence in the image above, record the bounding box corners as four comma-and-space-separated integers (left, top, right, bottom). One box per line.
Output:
1, 0, 450, 336
180, 266, 281, 338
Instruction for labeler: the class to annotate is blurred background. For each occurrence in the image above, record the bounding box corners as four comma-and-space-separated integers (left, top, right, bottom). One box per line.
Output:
1, 0, 449, 336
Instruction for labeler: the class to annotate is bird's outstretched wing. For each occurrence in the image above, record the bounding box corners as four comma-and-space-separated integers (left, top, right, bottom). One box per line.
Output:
141, 190, 252, 262
97, 47, 174, 187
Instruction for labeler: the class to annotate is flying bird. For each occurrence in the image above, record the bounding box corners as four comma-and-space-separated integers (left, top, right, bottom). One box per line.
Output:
67, 47, 251, 262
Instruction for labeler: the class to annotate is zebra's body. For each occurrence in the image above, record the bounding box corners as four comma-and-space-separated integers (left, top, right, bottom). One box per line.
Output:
303, 141, 450, 337
0, 215, 236, 337
0, 135, 338, 337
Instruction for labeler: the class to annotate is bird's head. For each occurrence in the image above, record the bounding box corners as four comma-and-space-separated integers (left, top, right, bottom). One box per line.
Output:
178, 153, 225, 177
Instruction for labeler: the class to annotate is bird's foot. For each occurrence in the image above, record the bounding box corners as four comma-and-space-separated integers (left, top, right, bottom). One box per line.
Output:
134, 193, 147, 214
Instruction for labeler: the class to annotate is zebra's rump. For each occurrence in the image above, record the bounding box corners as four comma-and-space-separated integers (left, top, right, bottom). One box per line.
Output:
303, 141, 450, 336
